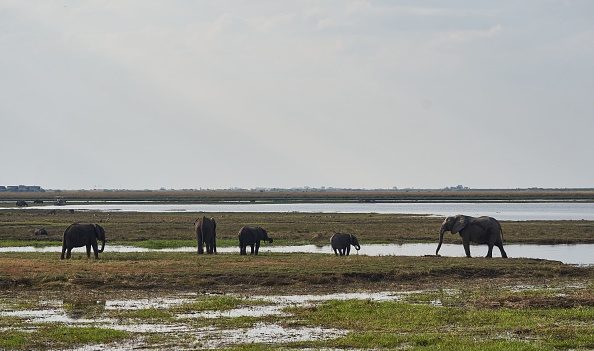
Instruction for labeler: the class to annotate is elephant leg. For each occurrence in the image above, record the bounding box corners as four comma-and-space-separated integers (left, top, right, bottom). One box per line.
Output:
333, 249, 338, 256
61, 243, 67, 260
213, 239, 217, 254
255, 241, 260, 255
86, 244, 92, 259
92, 242, 99, 259
497, 243, 508, 258
462, 240, 471, 258
198, 236, 204, 254
250, 244, 255, 255
66, 248, 72, 259
346, 246, 351, 256
239, 245, 246, 255
486, 245, 494, 258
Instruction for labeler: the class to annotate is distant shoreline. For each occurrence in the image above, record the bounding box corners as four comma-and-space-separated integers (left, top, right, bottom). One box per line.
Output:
1, 189, 594, 203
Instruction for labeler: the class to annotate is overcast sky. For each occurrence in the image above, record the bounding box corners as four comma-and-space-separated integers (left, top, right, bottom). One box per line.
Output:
1, 1, 593, 189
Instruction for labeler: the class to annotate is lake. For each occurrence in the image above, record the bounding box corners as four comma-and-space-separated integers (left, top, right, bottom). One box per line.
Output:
16, 201, 594, 220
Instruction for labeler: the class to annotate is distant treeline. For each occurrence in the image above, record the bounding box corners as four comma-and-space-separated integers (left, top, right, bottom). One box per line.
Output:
0, 185, 44, 192
0, 188, 593, 202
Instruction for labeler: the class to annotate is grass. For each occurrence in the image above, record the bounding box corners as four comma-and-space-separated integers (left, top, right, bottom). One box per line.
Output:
286, 291, 594, 350
0, 252, 591, 292
1, 210, 594, 246
0, 326, 129, 350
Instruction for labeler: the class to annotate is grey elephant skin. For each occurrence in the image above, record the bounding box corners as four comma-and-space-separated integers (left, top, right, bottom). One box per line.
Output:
238, 226, 273, 255
330, 233, 360, 256
436, 215, 507, 258
195, 216, 217, 254
61, 223, 106, 259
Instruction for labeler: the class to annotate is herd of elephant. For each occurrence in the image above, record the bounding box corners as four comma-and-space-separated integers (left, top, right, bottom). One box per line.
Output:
60, 214, 508, 259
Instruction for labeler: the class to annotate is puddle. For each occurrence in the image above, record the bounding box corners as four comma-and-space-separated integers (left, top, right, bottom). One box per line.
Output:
3, 243, 593, 264
196, 323, 347, 349
105, 297, 191, 310
177, 305, 289, 319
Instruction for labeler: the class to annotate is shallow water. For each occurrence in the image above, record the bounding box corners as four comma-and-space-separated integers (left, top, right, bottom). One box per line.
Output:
0, 291, 410, 349
2, 243, 592, 264
15, 201, 594, 220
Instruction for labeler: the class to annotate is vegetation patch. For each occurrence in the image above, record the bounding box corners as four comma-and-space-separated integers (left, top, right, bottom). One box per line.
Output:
0, 325, 129, 350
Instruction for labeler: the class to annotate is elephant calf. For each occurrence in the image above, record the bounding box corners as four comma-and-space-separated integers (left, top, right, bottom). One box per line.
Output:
238, 226, 273, 255
61, 223, 106, 259
330, 233, 360, 256
436, 215, 507, 258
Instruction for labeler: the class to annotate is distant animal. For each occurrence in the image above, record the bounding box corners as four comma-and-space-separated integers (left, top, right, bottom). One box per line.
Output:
195, 216, 217, 254
34, 228, 48, 236
15, 200, 28, 207
330, 233, 361, 256
33, 200, 44, 204
436, 215, 507, 258
238, 226, 273, 255
61, 223, 106, 259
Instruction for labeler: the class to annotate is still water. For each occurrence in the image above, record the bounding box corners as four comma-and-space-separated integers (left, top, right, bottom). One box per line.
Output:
2, 243, 592, 265
17, 201, 594, 220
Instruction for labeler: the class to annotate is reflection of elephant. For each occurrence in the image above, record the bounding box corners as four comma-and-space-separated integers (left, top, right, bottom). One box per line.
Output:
61, 223, 106, 259
195, 216, 217, 254
238, 226, 273, 255
330, 233, 360, 256
436, 215, 507, 258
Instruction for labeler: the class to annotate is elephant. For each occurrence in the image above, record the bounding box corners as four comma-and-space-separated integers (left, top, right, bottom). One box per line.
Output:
15, 200, 28, 207
61, 223, 106, 259
436, 215, 507, 258
238, 226, 273, 255
195, 216, 217, 254
330, 233, 360, 256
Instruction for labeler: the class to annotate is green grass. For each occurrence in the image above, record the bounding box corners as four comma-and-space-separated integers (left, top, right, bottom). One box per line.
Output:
0, 326, 130, 350
287, 299, 594, 350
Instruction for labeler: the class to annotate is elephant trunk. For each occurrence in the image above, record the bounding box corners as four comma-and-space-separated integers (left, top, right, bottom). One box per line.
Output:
354, 244, 361, 251
98, 239, 105, 253
435, 226, 445, 255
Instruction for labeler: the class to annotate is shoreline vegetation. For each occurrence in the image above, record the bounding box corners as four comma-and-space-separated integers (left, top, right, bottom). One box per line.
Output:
1, 188, 594, 203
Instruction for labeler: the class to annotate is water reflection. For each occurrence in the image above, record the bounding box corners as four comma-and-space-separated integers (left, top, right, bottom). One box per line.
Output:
1, 243, 592, 264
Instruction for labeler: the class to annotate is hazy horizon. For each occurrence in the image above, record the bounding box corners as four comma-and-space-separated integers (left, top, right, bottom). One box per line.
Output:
1, 1, 593, 189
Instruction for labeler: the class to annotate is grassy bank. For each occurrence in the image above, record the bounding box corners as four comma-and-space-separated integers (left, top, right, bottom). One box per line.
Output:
1, 210, 593, 246
0, 253, 591, 292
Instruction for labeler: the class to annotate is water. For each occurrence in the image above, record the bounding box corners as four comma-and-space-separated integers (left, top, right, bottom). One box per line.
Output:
2, 243, 592, 264
12, 201, 594, 220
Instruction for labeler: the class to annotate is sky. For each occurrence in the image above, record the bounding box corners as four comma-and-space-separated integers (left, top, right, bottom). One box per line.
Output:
1, 1, 593, 190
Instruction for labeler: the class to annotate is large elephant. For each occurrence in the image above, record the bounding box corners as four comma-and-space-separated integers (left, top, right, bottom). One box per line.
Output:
436, 215, 507, 258
238, 226, 273, 255
195, 216, 217, 254
61, 223, 106, 259
330, 233, 360, 256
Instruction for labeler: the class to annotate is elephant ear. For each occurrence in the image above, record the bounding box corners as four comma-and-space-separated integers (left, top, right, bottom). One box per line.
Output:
451, 216, 467, 234
92, 224, 102, 238
211, 218, 216, 231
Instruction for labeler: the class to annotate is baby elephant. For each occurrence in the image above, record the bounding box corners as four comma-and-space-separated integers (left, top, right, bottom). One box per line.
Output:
61, 223, 106, 259
330, 233, 360, 256
238, 226, 273, 255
